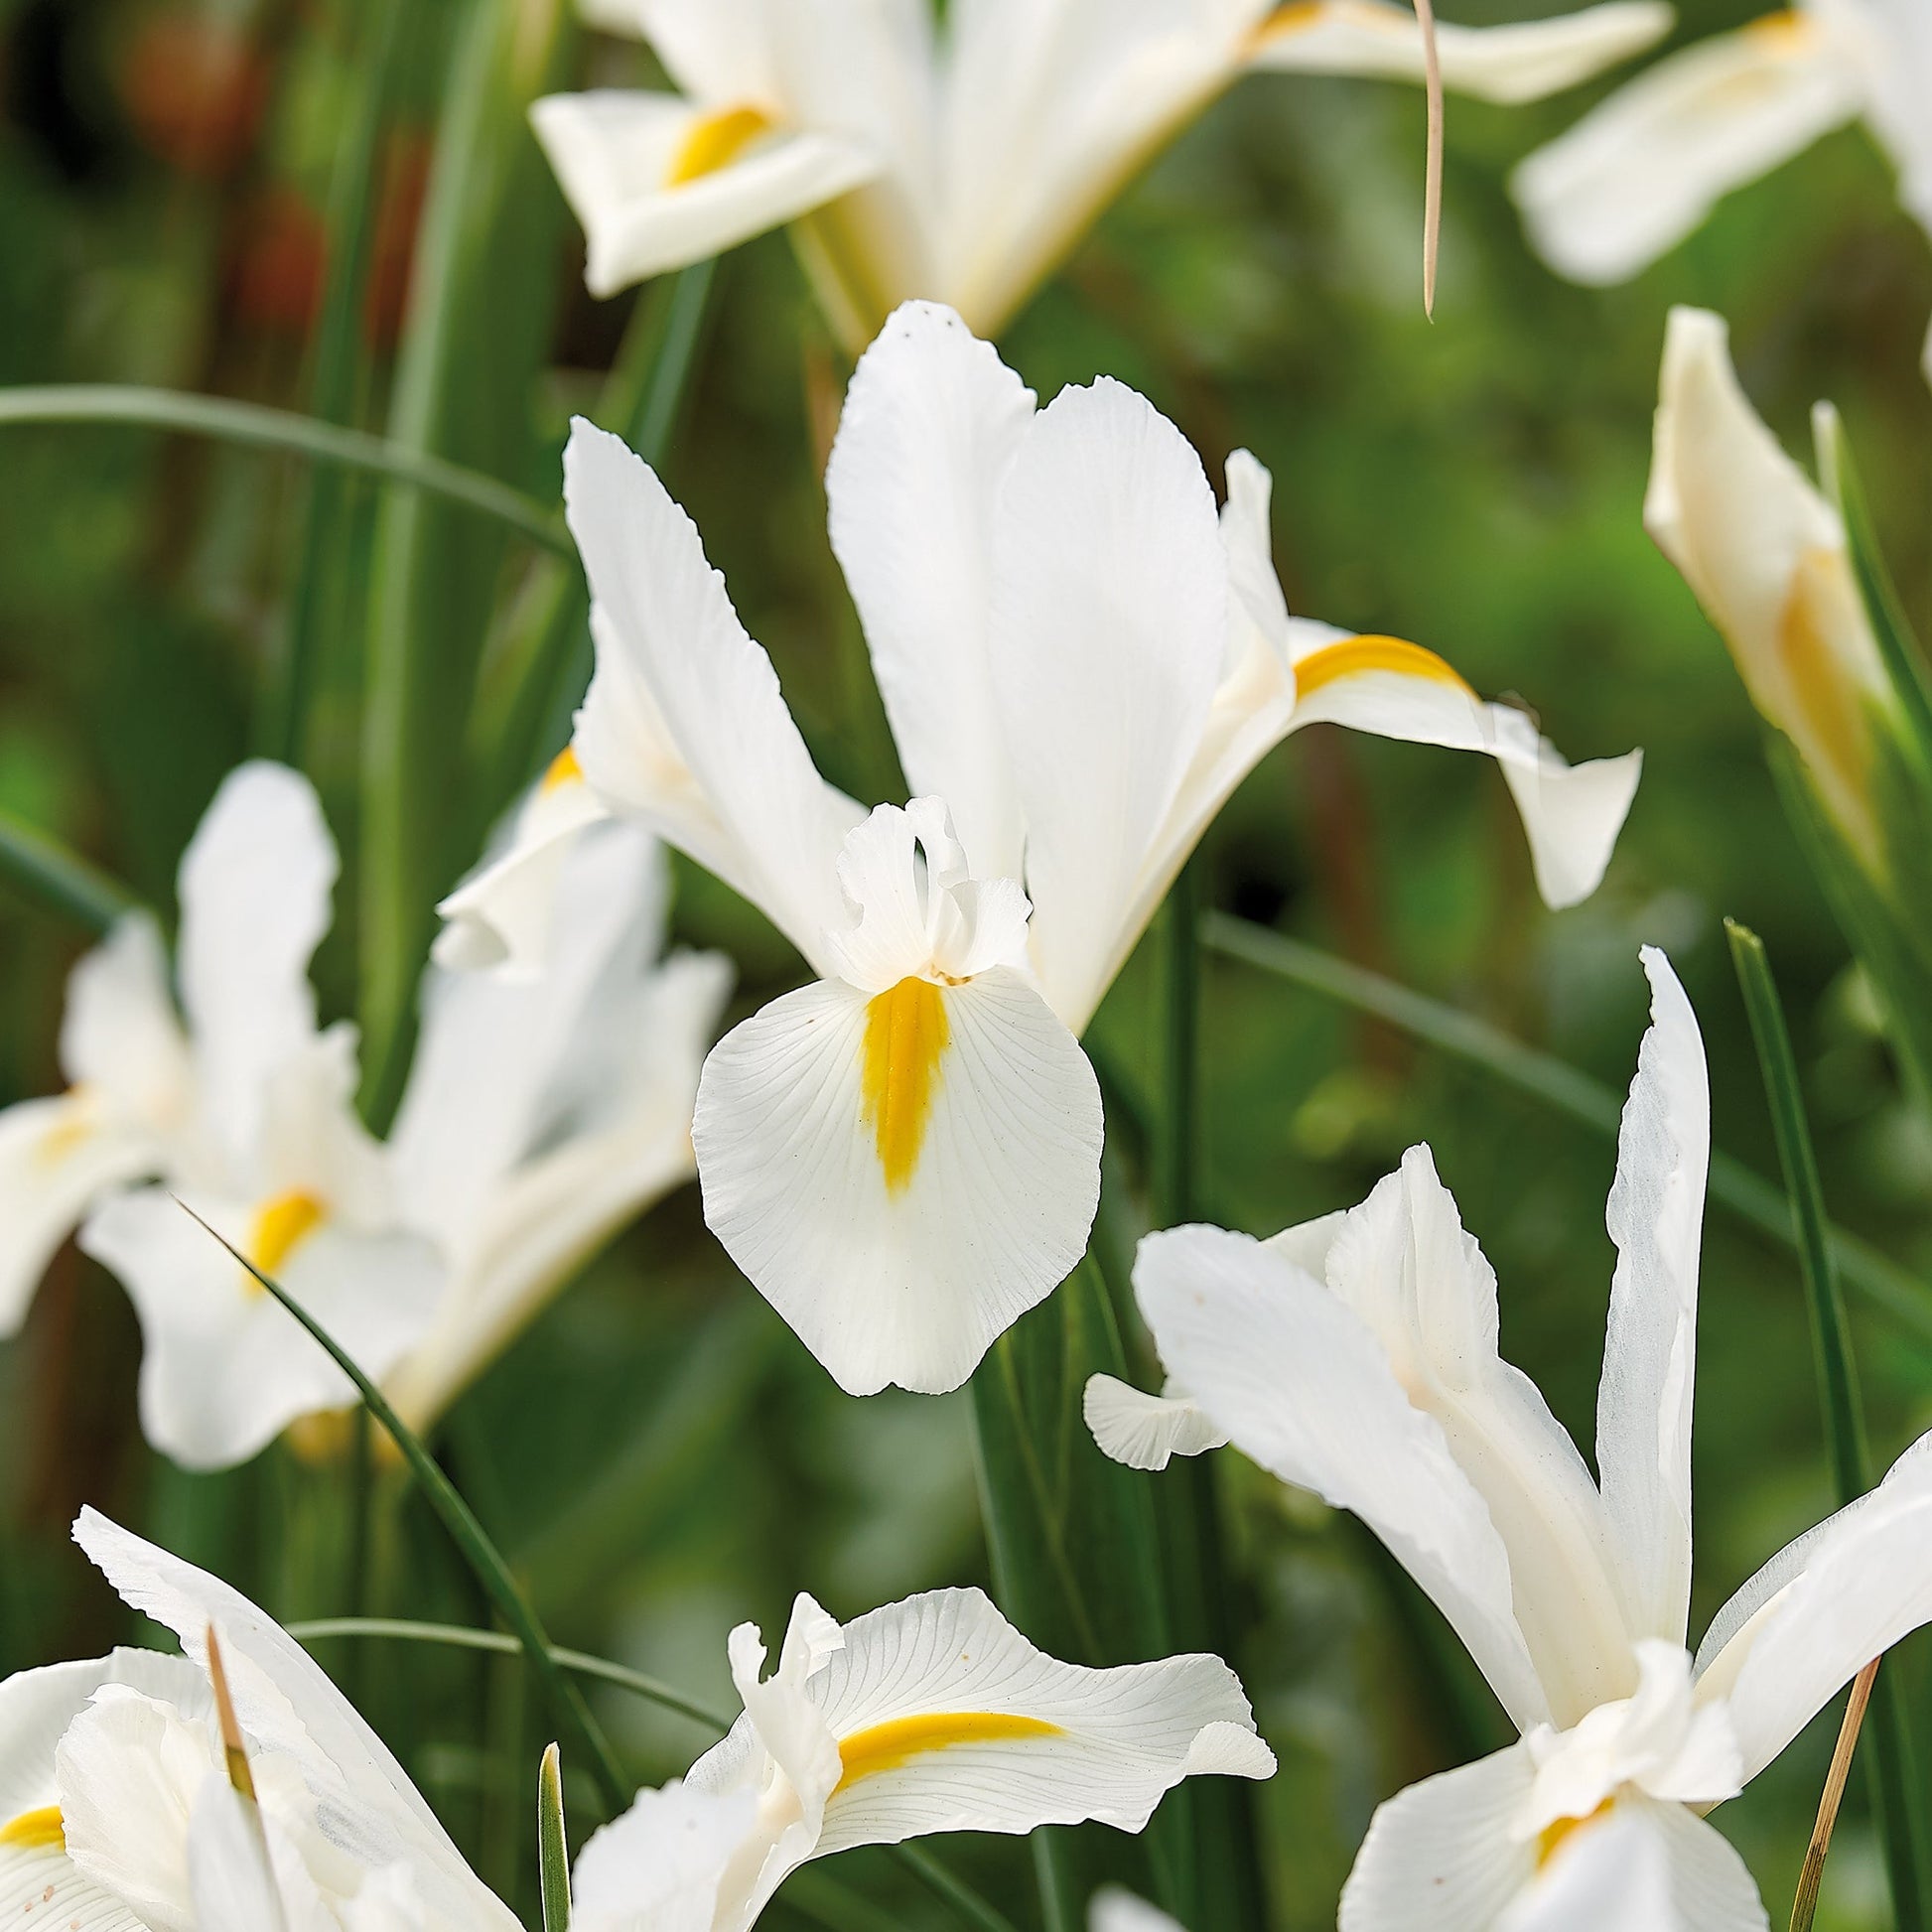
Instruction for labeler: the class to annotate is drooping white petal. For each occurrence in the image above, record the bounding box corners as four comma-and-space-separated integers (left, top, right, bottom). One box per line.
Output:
825, 301, 1035, 881
1844, 0, 1932, 240
0, 1093, 160, 1337
175, 761, 337, 1168
571, 1782, 759, 1932
1645, 306, 1890, 863
0, 1649, 205, 1932
1697, 1431, 1932, 1782
531, 91, 884, 298
1089, 1886, 1186, 1932
433, 758, 612, 976
1282, 620, 1641, 909
564, 419, 865, 975
692, 967, 1102, 1395
988, 376, 1229, 1030
1084, 1374, 1229, 1470
70, 1510, 522, 1931
1595, 949, 1708, 1649
1512, 14, 1866, 285
1250, 0, 1672, 102
1135, 1219, 1551, 1731
1339, 1739, 1539, 1932
80, 1188, 442, 1471
801, 1587, 1274, 1855
60, 912, 192, 1120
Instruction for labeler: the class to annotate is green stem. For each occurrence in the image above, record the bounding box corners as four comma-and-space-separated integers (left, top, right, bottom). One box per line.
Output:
0, 388, 568, 555
0, 808, 138, 934
1202, 911, 1932, 1341
182, 1208, 631, 1817
291, 1617, 1024, 1932
537, 1742, 572, 1932
1725, 921, 1928, 1932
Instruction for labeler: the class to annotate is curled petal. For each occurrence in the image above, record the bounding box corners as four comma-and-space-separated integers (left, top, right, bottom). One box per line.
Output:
1083, 1375, 1228, 1471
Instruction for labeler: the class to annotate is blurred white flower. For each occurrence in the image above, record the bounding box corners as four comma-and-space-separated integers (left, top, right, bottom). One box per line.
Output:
1090, 1883, 1189, 1932
532, 0, 1671, 343
0, 1507, 520, 1932
0, 761, 726, 1467
453, 300, 1639, 1399
1514, 0, 1932, 378
1096, 946, 1932, 1929
570, 1586, 1274, 1932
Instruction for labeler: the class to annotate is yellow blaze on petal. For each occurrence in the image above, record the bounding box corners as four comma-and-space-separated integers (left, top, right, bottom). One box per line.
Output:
666, 104, 775, 188
835, 1712, 1063, 1792
1744, 10, 1815, 52
1250, 1, 1381, 50
1291, 632, 1472, 703
0, 1805, 65, 1850
861, 976, 950, 1196
540, 745, 583, 793
247, 1189, 327, 1287
36, 1089, 96, 1168
1537, 1798, 1612, 1868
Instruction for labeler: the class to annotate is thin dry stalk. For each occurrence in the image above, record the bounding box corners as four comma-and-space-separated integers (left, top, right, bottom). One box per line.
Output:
1414, 0, 1443, 315
1791, 1656, 1883, 1932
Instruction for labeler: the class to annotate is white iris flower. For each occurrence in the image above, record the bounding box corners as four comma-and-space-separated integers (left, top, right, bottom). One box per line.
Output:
1093, 947, 1932, 1930
531, 0, 1672, 344
442, 301, 1641, 1400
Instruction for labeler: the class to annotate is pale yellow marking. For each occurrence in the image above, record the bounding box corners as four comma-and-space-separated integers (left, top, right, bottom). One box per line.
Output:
861, 977, 950, 1196
1292, 632, 1472, 702
540, 745, 583, 792
835, 1712, 1063, 1792
0, 1805, 65, 1851
1537, 1799, 1611, 1868
36, 1088, 97, 1168
246, 1189, 326, 1289
1777, 547, 1869, 794
666, 104, 775, 188
1249, 1, 1391, 50
1743, 9, 1815, 52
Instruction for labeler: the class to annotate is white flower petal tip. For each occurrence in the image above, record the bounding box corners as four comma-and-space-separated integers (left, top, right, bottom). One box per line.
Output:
571, 1783, 759, 1932
1511, 13, 1866, 285
1251, 0, 1675, 105
1090, 1885, 1188, 1932
693, 964, 1102, 1396
1083, 1374, 1228, 1471
434, 751, 612, 977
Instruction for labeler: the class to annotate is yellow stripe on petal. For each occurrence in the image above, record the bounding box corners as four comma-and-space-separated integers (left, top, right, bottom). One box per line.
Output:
1743, 10, 1815, 52
0, 1805, 65, 1850
666, 104, 775, 188
1292, 632, 1473, 702
861, 977, 949, 1195
540, 745, 583, 793
1537, 1799, 1611, 1867
836, 1712, 1062, 1791
36, 1088, 96, 1168
247, 1189, 326, 1287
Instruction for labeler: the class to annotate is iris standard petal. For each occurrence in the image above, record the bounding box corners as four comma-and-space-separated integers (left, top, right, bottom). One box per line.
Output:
692, 968, 1101, 1395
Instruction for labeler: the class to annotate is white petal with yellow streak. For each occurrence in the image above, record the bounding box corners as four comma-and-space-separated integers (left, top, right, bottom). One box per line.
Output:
1283, 621, 1640, 909
692, 968, 1101, 1395
530, 90, 883, 297
1250, 0, 1671, 102
1512, 15, 1866, 285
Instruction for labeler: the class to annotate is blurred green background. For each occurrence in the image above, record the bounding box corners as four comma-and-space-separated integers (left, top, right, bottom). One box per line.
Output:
2, 0, 1931, 1926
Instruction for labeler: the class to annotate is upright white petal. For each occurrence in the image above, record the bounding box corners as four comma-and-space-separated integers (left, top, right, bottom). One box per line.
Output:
1595, 949, 1708, 1648
1697, 1432, 1932, 1782
572, 1782, 759, 1932
826, 301, 1035, 882
61, 912, 192, 1121
564, 419, 865, 976
1339, 1740, 1540, 1932
629, 0, 783, 103
1083, 1375, 1229, 1471
988, 377, 1229, 1030
1512, 15, 1866, 285
1842, 0, 1932, 240
1250, 0, 1672, 102
1136, 1220, 1551, 1730
185, 1778, 292, 1932
175, 762, 337, 1168
1089, 1885, 1186, 1932
531, 91, 884, 298
1281, 621, 1640, 909
70, 1511, 521, 1931
694, 965, 1101, 1396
